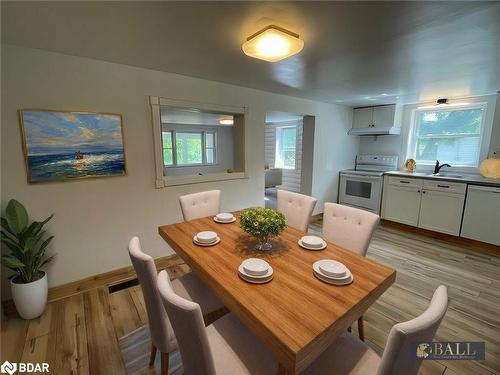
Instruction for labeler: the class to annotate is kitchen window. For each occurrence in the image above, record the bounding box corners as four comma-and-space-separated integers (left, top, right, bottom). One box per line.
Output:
275, 126, 297, 169
162, 130, 217, 166
409, 104, 486, 167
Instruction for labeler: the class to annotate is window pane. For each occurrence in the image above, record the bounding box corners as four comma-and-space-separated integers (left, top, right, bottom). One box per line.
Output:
282, 127, 296, 149
283, 150, 296, 168
205, 132, 214, 148
176, 132, 202, 164
163, 149, 173, 165
162, 131, 172, 148
415, 108, 484, 166
206, 148, 215, 164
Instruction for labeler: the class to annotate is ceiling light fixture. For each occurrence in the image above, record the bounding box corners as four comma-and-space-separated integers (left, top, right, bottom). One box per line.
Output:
219, 118, 234, 125
242, 25, 304, 63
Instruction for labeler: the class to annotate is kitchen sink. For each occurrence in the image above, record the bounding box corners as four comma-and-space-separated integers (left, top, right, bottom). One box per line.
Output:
431, 173, 463, 179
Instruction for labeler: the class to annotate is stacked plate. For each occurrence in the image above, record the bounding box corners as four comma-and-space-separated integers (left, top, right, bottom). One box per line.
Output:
238, 258, 274, 284
193, 231, 220, 246
299, 235, 327, 250
214, 212, 236, 224
313, 260, 353, 285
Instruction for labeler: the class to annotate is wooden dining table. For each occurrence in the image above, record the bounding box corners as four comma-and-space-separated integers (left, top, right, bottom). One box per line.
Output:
158, 212, 396, 374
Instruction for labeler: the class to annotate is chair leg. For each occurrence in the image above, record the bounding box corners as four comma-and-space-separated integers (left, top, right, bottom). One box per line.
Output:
347, 326, 352, 333
161, 352, 169, 375
149, 344, 157, 366
358, 316, 365, 341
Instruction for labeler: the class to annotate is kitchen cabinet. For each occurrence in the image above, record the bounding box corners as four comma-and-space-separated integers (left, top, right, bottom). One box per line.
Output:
352, 107, 373, 129
382, 176, 466, 236
461, 185, 500, 245
352, 105, 397, 128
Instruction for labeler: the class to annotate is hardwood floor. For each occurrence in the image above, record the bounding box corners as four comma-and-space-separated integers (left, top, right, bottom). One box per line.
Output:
1, 224, 499, 374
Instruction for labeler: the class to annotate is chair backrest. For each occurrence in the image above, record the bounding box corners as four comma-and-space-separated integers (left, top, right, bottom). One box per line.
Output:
322, 203, 379, 256
157, 270, 216, 375
128, 237, 173, 353
277, 190, 317, 232
179, 190, 221, 221
378, 285, 448, 375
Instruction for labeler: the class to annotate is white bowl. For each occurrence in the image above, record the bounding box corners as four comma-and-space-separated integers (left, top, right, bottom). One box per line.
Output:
318, 260, 348, 278
301, 235, 324, 248
242, 258, 270, 276
196, 231, 218, 244
216, 213, 234, 222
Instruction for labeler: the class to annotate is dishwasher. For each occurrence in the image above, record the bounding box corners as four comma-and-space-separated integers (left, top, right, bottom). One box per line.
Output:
461, 185, 500, 246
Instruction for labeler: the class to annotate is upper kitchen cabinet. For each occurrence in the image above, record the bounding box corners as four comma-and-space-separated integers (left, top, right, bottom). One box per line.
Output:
349, 104, 402, 135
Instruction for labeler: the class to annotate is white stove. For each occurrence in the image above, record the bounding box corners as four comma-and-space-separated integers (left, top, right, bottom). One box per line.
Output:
339, 155, 398, 214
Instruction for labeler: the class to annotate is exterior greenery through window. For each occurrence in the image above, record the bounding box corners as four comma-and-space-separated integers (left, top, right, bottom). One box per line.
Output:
411, 105, 485, 167
162, 131, 216, 166
275, 126, 297, 169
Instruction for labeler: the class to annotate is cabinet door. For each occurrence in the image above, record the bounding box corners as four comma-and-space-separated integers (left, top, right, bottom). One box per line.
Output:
381, 184, 421, 226
353, 107, 373, 128
372, 105, 395, 127
418, 190, 465, 235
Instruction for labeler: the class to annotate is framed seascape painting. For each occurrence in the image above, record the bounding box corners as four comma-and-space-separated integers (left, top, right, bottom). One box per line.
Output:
18, 109, 127, 183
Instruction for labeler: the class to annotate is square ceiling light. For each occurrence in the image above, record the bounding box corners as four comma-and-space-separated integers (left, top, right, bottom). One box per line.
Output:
242, 25, 304, 63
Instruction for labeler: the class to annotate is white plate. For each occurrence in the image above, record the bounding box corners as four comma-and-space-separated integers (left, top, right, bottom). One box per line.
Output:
238, 264, 273, 279
193, 236, 221, 246
298, 239, 327, 250
238, 271, 274, 284
301, 235, 324, 248
318, 260, 347, 278
313, 270, 353, 285
312, 260, 352, 280
242, 258, 270, 276
216, 213, 234, 222
196, 231, 218, 243
214, 217, 236, 224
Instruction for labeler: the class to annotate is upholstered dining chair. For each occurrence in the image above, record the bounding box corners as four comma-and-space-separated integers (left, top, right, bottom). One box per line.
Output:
277, 190, 318, 232
322, 202, 380, 341
128, 237, 224, 375
179, 190, 221, 221
302, 285, 448, 375
157, 270, 278, 375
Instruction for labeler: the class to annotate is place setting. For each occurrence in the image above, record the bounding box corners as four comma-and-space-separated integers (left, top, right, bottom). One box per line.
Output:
312, 259, 353, 285
213, 212, 236, 224
298, 235, 327, 250
238, 258, 274, 284
193, 231, 221, 246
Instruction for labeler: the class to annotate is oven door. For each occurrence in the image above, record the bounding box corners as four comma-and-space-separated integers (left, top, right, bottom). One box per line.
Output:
339, 173, 382, 213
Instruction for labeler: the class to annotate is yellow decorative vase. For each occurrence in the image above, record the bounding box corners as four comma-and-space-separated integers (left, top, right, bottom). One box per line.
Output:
479, 158, 500, 179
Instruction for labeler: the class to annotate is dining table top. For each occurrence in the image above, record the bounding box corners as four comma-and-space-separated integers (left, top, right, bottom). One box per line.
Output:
158, 211, 396, 374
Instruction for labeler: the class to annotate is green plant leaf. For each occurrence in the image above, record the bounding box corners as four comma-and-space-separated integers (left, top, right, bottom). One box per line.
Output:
38, 236, 54, 254
1, 217, 16, 236
1, 237, 24, 258
1, 255, 25, 269
5, 199, 28, 234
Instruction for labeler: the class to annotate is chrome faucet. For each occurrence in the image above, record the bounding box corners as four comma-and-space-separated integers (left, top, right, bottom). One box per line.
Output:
433, 160, 451, 175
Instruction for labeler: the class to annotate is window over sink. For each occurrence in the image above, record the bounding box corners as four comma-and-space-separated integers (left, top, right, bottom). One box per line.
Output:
408, 104, 486, 168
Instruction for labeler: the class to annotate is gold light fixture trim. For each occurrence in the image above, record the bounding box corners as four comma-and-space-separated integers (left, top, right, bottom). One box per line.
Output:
242, 25, 304, 62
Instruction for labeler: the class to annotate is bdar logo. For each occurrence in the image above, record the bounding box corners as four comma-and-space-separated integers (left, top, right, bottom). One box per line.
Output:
1, 361, 17, 375
416, 343, 431, 358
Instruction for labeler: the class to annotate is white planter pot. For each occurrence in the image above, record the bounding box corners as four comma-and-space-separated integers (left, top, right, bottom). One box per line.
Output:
11, 272, 48, 319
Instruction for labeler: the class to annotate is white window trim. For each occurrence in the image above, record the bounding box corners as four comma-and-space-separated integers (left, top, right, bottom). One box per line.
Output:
275, 125, 298, 170
406, 102, 488, 172
150, 96, 248, 188
162, 129, 218, 167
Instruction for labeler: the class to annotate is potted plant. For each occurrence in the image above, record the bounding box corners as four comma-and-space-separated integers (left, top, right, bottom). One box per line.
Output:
1, 199, 54, 319
239, 207, 287, 251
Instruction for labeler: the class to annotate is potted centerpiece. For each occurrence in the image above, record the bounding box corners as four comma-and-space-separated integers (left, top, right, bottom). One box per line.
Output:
1, 199, 55, 319
239, 207, 286, 251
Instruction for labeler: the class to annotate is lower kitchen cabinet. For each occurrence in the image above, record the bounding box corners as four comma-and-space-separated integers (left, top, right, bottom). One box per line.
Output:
418, 189, 465, 235
381, 184, 421, 226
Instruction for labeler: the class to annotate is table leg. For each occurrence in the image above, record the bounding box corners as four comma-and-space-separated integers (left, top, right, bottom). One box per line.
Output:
277, 363, 295, 375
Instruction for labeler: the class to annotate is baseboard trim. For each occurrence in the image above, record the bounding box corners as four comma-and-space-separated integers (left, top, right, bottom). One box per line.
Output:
2, 254, 183, 315
380, 219, 500, 255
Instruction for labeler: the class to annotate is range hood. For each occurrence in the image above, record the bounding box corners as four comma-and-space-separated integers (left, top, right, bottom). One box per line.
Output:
348, 126, 401, 136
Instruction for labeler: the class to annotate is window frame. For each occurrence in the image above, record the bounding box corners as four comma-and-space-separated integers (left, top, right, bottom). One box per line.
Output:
162, 129, 218, 168
407, 102, 488, 169
275, 125, 298, 170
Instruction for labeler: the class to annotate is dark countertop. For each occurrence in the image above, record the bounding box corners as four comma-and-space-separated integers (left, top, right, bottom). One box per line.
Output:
384, 170, 500, 188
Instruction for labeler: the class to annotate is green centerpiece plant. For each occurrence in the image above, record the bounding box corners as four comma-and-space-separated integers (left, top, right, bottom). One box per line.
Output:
239, 207, 287, 251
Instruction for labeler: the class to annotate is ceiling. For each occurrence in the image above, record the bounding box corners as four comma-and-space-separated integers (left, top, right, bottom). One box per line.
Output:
2, 1, 499, 107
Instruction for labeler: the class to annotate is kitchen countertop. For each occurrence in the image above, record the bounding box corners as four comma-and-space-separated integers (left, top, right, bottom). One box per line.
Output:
384, 170, 500, 188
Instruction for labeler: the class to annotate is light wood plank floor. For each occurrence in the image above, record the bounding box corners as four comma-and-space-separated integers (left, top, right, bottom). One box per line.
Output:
1, 224, 499, 375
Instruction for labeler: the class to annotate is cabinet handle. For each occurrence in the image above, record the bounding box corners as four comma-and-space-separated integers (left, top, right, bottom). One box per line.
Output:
422, 191, 426, 194
399, 180, 410, 184
437, 184, 449, 188
417, 190, 421, 193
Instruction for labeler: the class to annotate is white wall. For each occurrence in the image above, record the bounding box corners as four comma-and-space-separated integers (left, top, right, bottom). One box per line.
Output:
359, 94, 499, 170
1, 45, 358, 295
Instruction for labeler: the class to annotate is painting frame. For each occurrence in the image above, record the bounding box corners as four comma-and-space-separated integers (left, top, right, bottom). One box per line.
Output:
18, 109, 127, 184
